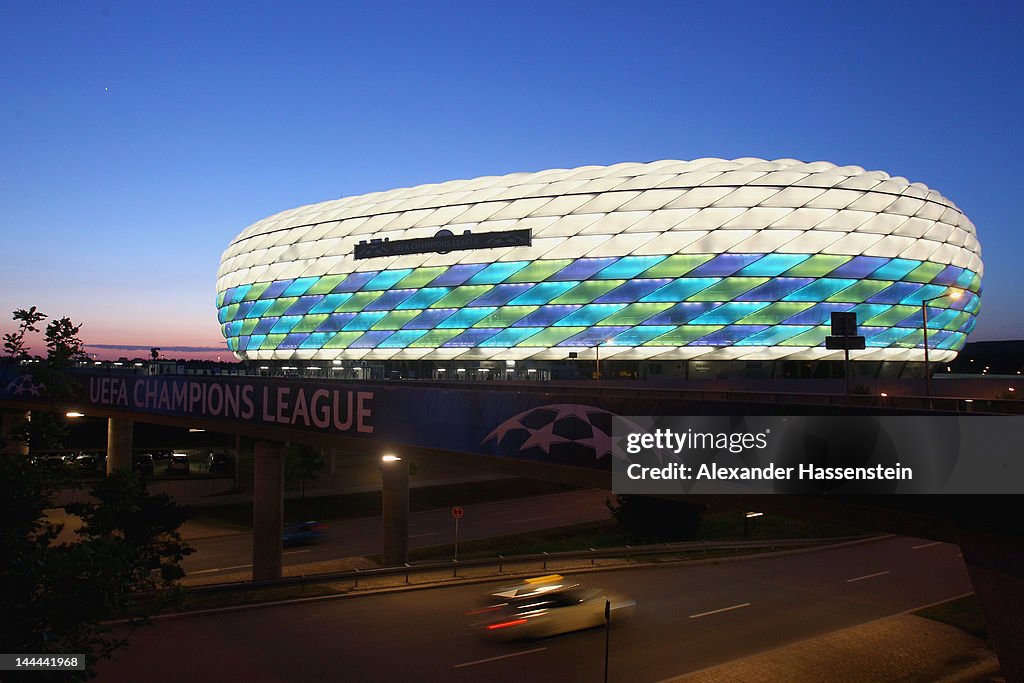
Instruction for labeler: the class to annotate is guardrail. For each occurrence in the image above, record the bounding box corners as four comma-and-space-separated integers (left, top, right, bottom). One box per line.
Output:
181, 535, 871, 596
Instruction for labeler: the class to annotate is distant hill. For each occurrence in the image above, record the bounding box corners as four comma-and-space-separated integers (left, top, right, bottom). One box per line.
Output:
948, 340, 1024, 374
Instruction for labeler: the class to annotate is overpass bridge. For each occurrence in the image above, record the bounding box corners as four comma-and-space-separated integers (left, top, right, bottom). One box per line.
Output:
2, 366, 1023, 678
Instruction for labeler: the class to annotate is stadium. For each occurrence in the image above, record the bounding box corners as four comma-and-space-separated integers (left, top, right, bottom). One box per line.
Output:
215, 159, 982, 380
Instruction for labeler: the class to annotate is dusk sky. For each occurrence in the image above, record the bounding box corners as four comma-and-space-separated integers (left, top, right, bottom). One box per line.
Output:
2, 2, 1022, 360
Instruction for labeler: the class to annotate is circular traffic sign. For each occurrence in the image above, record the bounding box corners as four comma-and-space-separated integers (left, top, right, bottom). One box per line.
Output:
451, 506, 464, 519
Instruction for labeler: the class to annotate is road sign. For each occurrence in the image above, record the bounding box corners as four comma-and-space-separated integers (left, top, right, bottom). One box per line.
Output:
825, 335, 866, 350
831, 311, 858, 337
451, 506, 464, 519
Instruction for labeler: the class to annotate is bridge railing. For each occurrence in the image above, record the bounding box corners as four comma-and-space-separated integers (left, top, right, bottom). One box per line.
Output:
177, 535, 874, 596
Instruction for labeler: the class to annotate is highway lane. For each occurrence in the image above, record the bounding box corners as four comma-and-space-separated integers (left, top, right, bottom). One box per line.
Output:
184, 489, 613, 577
99, 535, 972, 682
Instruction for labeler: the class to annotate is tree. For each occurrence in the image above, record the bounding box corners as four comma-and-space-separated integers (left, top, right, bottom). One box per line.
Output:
607, 495, 706, 544
1, 461, 193, 681
284, 444, 325, 498
1, 307, 193, 679
3, 306, 47, 359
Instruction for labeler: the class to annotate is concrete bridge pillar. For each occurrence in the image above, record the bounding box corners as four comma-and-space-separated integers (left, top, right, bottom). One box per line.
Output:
106, 417, 133, 473
381, 455, 409, 566
252, 440, 285, 581
956, 526, 1024, 681
1, 409, 30, 456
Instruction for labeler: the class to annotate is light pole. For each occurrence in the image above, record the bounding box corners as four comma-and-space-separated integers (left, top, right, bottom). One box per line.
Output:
594, 339, 611, 382
922, 289, 962, 407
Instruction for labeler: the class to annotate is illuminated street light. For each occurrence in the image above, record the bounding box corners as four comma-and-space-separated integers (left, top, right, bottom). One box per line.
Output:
922, 289, 962, 407
66, 411, 85, 418
381, 454, 401, 463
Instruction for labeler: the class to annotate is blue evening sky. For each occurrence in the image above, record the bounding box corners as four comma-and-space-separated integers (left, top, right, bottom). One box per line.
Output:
1, 1, 1022, 358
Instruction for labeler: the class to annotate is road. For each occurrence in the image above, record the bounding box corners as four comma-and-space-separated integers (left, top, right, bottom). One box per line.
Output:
99, 535, 972, 682
184, 489, 614, 577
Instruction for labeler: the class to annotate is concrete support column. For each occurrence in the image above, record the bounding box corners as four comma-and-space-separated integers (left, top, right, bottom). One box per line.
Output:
956, 527, 1024, 681
1, 410, 30, 456
106, 417, 133, 474
381, 456, 409, 566
252, 440, 285, 581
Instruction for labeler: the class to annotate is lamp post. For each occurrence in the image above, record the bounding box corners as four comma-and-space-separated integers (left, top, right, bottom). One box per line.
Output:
922, 289, 962, 407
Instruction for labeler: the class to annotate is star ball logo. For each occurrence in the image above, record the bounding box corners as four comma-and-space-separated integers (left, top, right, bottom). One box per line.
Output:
4, 374, 46, 398
482, 403, 638, 467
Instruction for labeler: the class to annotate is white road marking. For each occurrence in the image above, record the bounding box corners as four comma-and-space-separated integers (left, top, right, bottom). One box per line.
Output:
410, 532, 439, 538
507, 516, 544, 524
190, 563, 252, 575
453, 647, 547, 669
846, 570, 890, 583
911, 541, 942, 550
689, 602, 751, 619
284, 549, 311, 555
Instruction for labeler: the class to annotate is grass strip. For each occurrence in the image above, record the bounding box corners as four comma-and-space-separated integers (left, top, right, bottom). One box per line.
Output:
192, 478, 575, 527
914, 594, 988, 640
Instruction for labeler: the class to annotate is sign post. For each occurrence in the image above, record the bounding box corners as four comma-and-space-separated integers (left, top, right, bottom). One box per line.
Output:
451, 506, 464, 561
826, 312, 866, 405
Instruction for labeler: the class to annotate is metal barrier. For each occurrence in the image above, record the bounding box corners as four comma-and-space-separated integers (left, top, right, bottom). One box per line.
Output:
181, 535, 871, 596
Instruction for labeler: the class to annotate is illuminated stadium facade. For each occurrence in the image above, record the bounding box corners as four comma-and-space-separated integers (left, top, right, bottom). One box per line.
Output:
216, 159, 982, 380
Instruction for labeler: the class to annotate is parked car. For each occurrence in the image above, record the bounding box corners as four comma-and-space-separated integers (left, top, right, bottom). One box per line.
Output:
167, 452, 190, 474
208, 451, 233, 474
466, 575, 635, 640
283, 521, 326, 547
132, 453, 155, 475
75, 452, 106, 473
30, 452, 68, 475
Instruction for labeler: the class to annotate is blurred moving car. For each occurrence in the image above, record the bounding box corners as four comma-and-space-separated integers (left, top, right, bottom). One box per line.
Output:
167, 452, 190, 474
132, 453, 155, 475
467, 575, 635, 639
283, 521, 326, 547
208, 451, 233, 474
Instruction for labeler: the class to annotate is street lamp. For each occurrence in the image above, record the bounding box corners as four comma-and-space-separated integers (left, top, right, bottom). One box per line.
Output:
922, 289, 963, 406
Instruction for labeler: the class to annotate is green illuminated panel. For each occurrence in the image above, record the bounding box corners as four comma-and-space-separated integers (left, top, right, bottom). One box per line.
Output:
600, 303, 674, 326
396, 267, 448, 289
825, 280, 893, 303
778, 326, 829, 346
240, 319, 259, 336
550, 280, 625, 304
305, 275, 348, 295
371, 310, 422, 330
644, 325, 722, 346
905, 262, 944, 283
410, 329, 463, 347
516, 327, 585, 347
223, 304, 239, 321
264, 297, 299, 317
895, 329, 925, 348
686, 278, 768, 301
506, 259, 574, 283
639, 254, 715, 278
473, 306, 537, 328
242, 282, 272, 301
260, 334, 286, 349
863, 305, 916, 327
335, 291, 383, 312
968, 273, 981, 293
783, 255, 852, 277
292, 314, 329, 333
324, 332, 365, 349
431, 285, 492, 308
943, 311, 971, 331
735, 302, 814, 325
